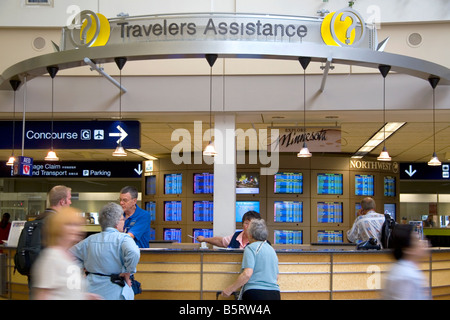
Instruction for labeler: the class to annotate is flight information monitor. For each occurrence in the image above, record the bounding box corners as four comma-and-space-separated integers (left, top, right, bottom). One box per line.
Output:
236, 201, 260, 222
193, 228, 213, 242
274, 230, 303, 244
354, 174, 374, 196
317, 173, 343, 195
355, 202, 362, 217
150, 227, 155, 241
163, 228, 182, 243
384, 203, 396, 220
236, 172, 260, 194
164, 200, 182, 221
145, 175, 156, 195
193, 172, 214, 194
164, 173, 182, 194
193, 200, 214, 222
384, 176, 396, 197
145, 201, 156, 221
274, 172, 303, 194
317, 201, 343, 223
317, 230, 344, 243
274, 201, 303, 223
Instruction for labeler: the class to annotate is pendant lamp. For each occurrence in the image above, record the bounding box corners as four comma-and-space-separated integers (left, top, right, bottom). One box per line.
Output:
6, 79, 21, 166
113, 57, 128, 157
203, 54, 218, 157
377, 65, 392, 161
297, 57, 312, 158
428, 76, 441, 166
45, 66, 59, 161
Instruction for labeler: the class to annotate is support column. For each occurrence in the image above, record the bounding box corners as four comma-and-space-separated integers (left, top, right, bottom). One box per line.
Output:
213, 113, 236, 238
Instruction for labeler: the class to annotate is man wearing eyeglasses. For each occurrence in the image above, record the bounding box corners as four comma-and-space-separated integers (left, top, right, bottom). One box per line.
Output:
119, 186, 151, 248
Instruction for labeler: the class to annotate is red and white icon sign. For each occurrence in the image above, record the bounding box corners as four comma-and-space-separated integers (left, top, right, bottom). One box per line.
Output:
23, 165, 31, 175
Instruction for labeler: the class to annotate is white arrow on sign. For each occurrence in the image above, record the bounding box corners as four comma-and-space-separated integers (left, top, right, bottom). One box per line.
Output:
405, 165, 417, 177
134, 164, 143, 175
109, 125, 128, 143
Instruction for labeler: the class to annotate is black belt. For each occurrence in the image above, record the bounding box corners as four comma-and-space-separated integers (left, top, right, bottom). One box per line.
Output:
86, 271, 125, 287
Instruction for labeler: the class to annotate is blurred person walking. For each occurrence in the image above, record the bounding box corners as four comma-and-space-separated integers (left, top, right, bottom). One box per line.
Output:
382, 224, 431, 300
31, 207, 100, 300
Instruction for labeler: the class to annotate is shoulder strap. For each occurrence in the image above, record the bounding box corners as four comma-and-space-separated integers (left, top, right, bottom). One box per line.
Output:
255, 240, 267, 254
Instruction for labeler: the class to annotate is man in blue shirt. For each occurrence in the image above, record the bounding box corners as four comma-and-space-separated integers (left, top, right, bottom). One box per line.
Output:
119, 186, 151, 248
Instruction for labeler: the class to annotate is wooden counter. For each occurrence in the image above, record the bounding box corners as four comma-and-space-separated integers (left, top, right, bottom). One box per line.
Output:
2, 244, 450, 300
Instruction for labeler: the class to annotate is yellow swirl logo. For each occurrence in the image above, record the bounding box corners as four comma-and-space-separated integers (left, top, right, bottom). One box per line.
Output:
321, 8, 366, 47
69, 10, 110, 48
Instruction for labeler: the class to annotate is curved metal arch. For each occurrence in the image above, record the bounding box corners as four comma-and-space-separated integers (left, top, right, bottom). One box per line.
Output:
1, 40, 449, 90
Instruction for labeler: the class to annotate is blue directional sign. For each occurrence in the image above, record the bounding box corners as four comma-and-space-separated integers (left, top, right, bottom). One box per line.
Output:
0, 161, 143, 178
0, 120, 140, 149
400, 162, 450, 180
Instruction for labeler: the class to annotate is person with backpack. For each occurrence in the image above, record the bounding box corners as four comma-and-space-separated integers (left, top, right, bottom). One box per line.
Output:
14, 185, 72, 292
347, 197, 385, 247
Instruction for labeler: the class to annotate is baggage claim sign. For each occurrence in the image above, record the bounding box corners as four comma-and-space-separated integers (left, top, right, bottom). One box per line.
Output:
0, 120, 141, 178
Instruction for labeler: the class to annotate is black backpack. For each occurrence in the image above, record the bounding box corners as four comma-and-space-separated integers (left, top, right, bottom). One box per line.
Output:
381, 213, 397, 249
14, 219, 44, 276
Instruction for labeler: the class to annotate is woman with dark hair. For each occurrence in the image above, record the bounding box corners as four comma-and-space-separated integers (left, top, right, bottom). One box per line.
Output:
196, 211, 261, 249
382, 224, 430, 300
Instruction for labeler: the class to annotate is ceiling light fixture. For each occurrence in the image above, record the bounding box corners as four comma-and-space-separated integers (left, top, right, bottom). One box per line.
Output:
427, 76, 441, 166
377, 65, 392, 161
6, 79, 21, 166
113, 57, 128, 157
297, 57, 312, 158
351, 122, 406, 159
203, 54, 218, 157
127, 149, 158, 160
45, 66, 59, 161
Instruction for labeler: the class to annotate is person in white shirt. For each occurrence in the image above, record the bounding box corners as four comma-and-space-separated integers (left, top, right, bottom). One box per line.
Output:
31, 207, 101, 300
382, 224, 430, 300
347, 197, 385, 246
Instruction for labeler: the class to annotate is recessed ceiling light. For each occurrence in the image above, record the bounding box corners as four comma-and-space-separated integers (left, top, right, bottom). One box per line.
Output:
351, 122, 406, 159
